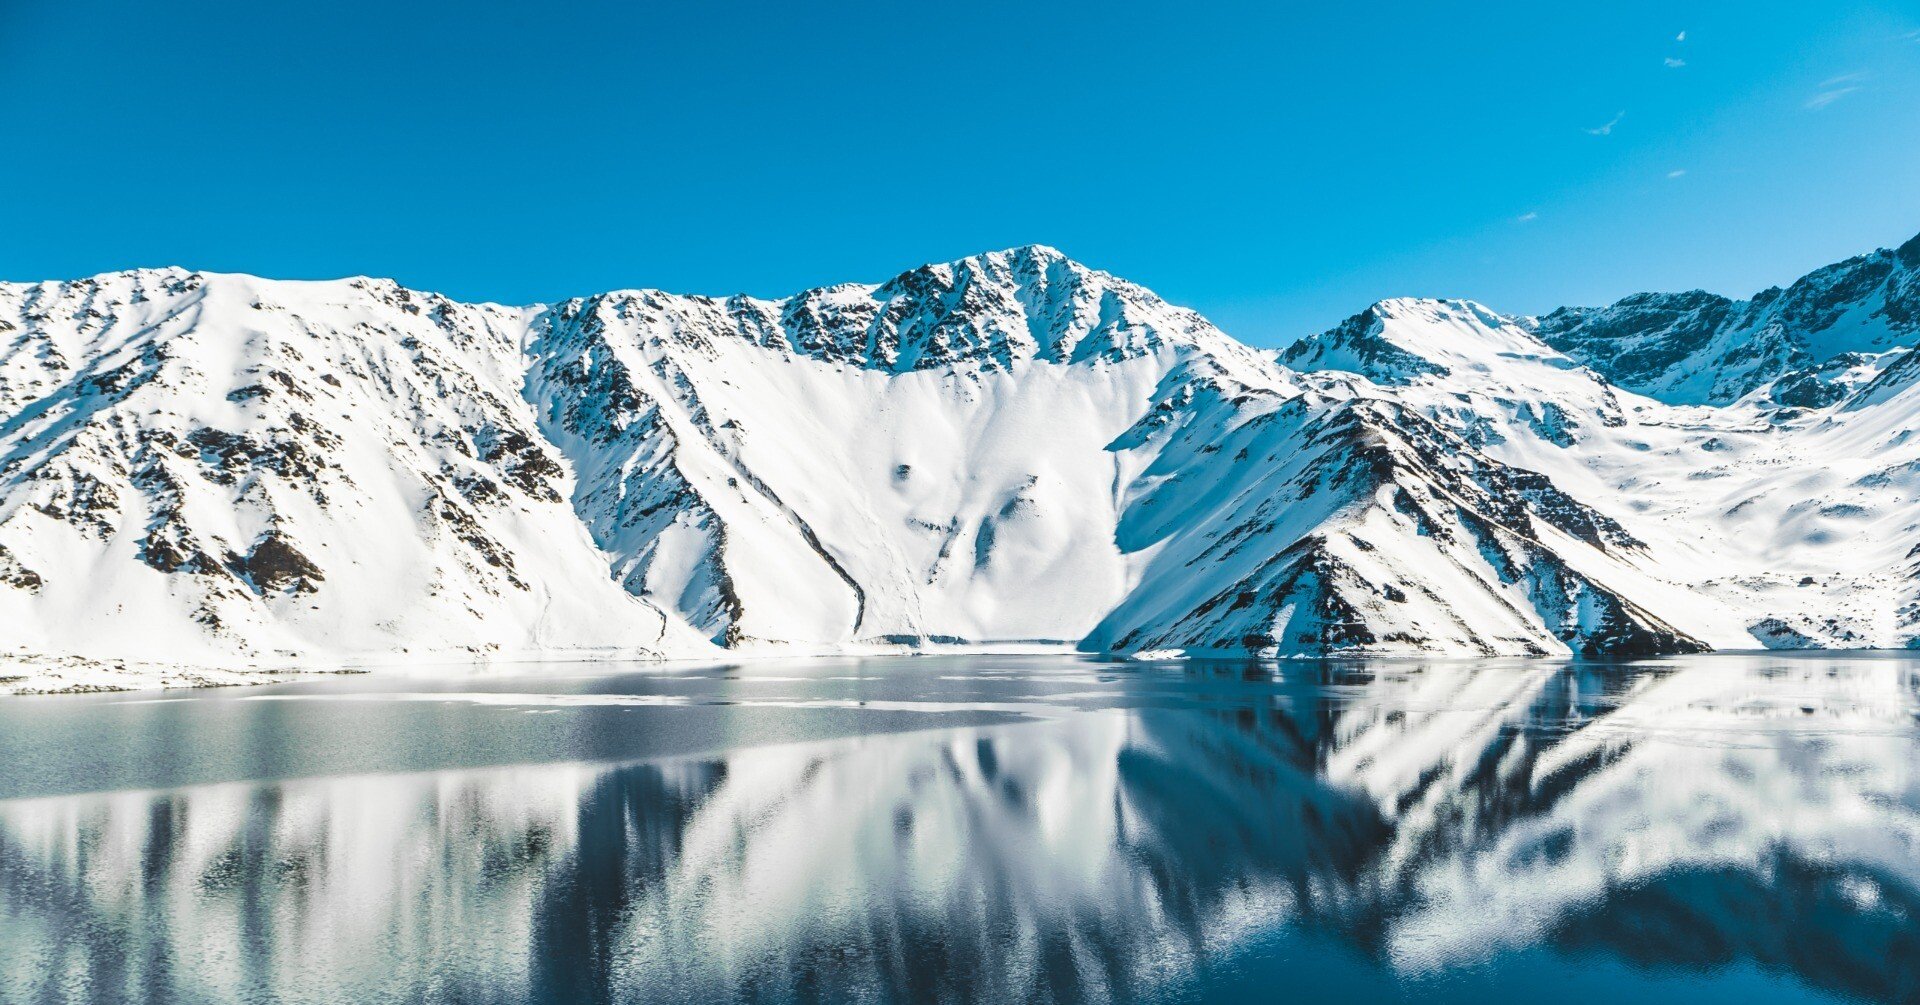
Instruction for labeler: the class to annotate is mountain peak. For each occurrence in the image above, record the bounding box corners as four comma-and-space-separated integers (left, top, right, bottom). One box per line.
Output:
1896, 229, 1920, 268
1281, 297, 1566, 386
556, 245, 1234, 374
872, 245, 1088, 296
971, 243, 1073, 265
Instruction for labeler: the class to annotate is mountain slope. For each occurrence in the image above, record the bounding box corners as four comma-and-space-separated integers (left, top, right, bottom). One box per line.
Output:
1092, 386, 1702, 658
1278, 269, 1920, 650
0, 269, 713, 666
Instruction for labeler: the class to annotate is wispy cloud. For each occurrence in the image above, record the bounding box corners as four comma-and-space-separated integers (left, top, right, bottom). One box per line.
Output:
1664, 57, 1686, 68
1675, 30, 1687, 42
1517, 211, 1539, 222
1584, 111, 1625, 136
1667, 169, 1687, 179
1806, 73, 1868, 110
1805, 87, 1858, 109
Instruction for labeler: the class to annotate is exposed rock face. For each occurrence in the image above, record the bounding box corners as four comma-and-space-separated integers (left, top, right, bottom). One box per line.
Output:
229, 531, 324, 596
0, 544, 39, 593
5, 233, 1920, 665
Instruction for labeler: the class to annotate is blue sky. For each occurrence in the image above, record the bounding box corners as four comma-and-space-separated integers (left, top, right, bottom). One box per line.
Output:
4, 1, 1918, 345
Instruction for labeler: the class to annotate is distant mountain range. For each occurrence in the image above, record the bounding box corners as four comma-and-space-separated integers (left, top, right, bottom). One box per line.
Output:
5, 232, 1919, 665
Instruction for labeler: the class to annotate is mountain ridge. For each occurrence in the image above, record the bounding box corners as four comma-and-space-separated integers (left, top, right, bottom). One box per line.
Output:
5, 232, 1920, 684
1530, 231, 1920, 405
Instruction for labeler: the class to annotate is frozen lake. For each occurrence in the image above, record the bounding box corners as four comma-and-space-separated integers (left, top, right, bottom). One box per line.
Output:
0, 653, 1914, 1003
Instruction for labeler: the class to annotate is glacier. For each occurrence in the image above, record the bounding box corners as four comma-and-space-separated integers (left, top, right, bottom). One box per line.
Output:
5, 234, 1920, 688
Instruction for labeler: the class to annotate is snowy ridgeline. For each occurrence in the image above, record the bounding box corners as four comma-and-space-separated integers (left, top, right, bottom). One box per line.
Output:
3, 235, 1920, 683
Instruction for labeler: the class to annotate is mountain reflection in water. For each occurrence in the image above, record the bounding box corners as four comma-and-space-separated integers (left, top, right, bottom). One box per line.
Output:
0, 656, 1916, 1004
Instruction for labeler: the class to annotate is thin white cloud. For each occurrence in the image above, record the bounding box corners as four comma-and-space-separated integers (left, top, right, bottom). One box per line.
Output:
1667, 169, 1687, 179
1664, 57, 1686, 68
1806, 72, 1869, 110
1676, 30, 1687, 42
1517, 211, 1539, 222
1805, 87, 1859, 109
1584, 111, 1625, 136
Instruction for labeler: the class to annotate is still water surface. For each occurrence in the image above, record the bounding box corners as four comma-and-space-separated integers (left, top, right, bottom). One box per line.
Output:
0, 654, 1915, 1003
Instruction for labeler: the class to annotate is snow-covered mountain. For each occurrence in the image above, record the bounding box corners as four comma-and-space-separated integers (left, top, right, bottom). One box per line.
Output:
1531, 232, 1920, 405
0, 270, 715, 668
7, 233, 1920, 673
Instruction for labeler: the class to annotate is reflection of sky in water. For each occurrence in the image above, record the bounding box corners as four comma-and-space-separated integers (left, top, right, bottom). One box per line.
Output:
0, 655, 1915, 1003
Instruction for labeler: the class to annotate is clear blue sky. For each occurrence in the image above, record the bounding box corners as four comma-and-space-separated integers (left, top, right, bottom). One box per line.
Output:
4, 2, 1918, 345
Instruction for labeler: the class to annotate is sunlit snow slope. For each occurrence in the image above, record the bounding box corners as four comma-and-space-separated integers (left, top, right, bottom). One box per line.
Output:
6, 234, 1920, 666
